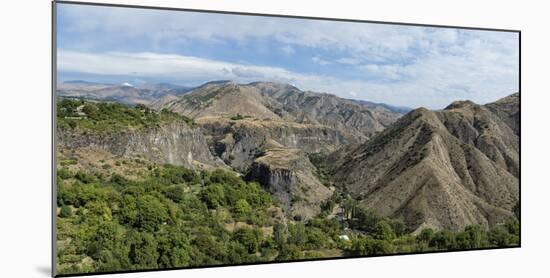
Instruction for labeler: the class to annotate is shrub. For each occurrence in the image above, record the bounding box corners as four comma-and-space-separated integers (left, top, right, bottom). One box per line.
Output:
234, 199, 252, 216
373, 221, 396, 241
232, 227, 262, 253
59, 205, 72, 218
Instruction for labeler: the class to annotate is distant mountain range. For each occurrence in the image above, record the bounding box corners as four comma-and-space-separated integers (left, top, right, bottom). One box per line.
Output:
57, 81, 193, 105
152, 80, 403, 142
349, 99, 413, 114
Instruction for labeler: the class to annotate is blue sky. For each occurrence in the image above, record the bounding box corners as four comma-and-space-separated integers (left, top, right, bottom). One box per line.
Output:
56, 3, 519, 109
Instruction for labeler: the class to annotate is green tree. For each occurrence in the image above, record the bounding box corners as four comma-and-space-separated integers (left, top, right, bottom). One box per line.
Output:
506, 219, 520, 236
119, 195, 169, 232
273, 223, 288, 250
463, 225, 487, 249
305, 227, 329, 249
201, 183, 225, 209
59, 205, 72, 218
350, 236, 368, 256
232, 227, 262, 253
277, 244, 302, 261
126, 231, 159, 269
373, 221, 395, 241
352, 207, 383, 233
164, 185, 185, 203
417, 228, 434, 243
233, 199, 252, 216
488, 225, 515, 247
157, 229, 193, 268
82, 104, 99, 119
369, 239, 394, 255
288, 223, 308, 247
430, 230, 455, 249
391, 219, 407, 237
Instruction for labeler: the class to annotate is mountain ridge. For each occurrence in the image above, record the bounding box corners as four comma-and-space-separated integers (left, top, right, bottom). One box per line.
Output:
331, 94, 519, 231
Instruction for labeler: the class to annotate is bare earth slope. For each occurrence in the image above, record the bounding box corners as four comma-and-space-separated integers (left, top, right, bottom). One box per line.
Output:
153, 81, 402, 142
485, 92, 520, 135
332, 94, 519, 232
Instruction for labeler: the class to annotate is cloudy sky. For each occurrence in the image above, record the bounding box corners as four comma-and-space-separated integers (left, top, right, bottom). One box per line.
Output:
56, 3, 519, 109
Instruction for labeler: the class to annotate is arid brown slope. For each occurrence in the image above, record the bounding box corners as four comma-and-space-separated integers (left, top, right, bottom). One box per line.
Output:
155, 81, 282, 120
332, 96, 519, 232
153, 81, 402, 142
439, 100, 519, 177
485, 92, 520, 135
251, 82, 400, 141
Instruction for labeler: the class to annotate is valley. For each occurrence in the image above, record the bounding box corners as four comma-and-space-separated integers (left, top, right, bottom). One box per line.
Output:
56, 80, 520, 274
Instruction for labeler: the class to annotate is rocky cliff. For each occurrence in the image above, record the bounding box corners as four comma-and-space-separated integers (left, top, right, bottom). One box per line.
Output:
246, 147, 332, 220
197, 117, 353, 172
58, 122, 225, 170
485, 92, 520, 135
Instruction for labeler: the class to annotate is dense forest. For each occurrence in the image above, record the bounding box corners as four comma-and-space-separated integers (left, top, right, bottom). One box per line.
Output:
56, 98, 519, 275
57, 98, 195, 133
56, 160, 519, 274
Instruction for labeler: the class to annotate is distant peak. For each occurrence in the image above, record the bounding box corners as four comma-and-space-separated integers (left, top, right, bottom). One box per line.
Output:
401, 107, 438, 123
408, 107, 431, 116
247, 81, 300, 93
492, 92, 519, 104
63, 80, 101, 85
200, 80, 235, 87
121, 82, 134, 87
444, 100, 477, 110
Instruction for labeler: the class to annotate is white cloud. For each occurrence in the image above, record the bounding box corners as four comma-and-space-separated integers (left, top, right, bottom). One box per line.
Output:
59, 49, 518, 109
336, 57, 361, 65
312, 56, 331, 65
57, 4, 519, 109
58, 4, 462, 62
59, 50, 316, 86
281, 45, 295, 55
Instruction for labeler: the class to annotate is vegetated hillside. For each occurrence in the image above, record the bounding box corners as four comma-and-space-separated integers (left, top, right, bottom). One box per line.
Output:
57, 81, 192, 105
57, 98, 225, 169
55, 147, 519, 275
331, 94, 519, 232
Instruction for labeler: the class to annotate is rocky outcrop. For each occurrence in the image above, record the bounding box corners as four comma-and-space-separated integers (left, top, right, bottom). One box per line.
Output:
198, 117, 353, 172
439, 100, 519, 177
58, 122, 225, 169
246, 147, 332, 220
251, 82, 400, 141
485, 92, 520, 135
